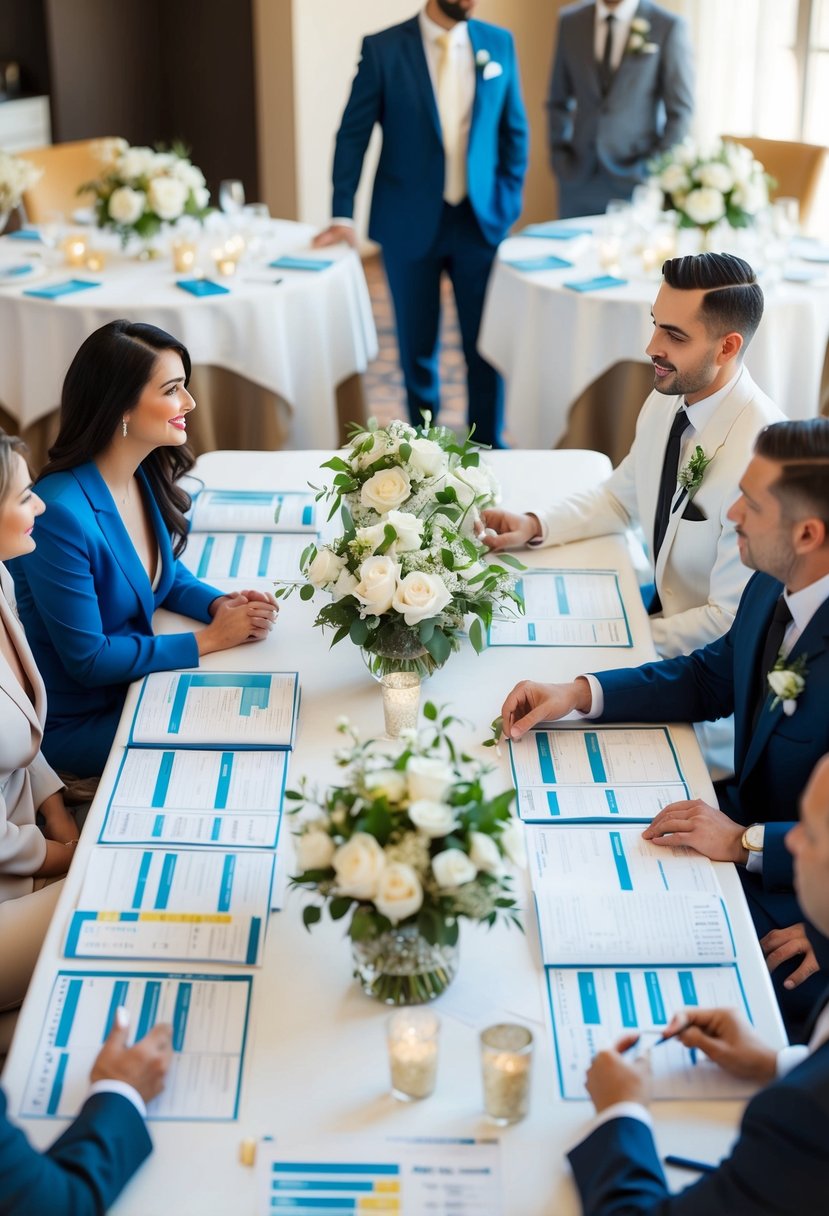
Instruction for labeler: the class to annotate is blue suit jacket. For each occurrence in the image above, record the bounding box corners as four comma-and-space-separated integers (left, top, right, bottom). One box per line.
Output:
331, 15, 528, 259
594, 572, 829, 908
8, 463, 221, 776
567, 1038, 829, 1214
0, 1087, 151, 1216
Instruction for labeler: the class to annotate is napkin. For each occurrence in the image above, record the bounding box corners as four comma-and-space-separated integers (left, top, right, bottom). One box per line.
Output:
521, 223, 593, 240
6, 229, 43, 242
23, 278, 101, 299
563, 274, 627, 292
505, 254, 573, 272
0, 263, 35, 278
176, 278, 230, 296
269, 255, 334, 272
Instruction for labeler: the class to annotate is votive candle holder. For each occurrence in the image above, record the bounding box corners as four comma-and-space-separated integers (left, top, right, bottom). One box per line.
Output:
380, 672, 421, 737
480, 1023, 533, 1124
387, 1008, 440, 1101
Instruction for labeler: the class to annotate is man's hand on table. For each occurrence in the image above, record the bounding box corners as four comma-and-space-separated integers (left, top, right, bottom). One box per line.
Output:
312, 225, 357, 249
642, 799, 748, 863
501, 678, 593, 740
586, 1034, 650, 1112
478, 509, 541, 550
91, 1010, 173, 1105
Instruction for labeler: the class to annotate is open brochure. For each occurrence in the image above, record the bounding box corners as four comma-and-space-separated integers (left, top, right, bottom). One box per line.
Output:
128, 671, 299, 750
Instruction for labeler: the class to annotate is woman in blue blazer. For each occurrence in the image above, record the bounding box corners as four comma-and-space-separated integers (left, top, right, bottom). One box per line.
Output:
9, 321, 279, 778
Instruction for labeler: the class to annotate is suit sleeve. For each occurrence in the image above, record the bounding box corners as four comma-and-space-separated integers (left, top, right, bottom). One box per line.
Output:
532, 447, 637, 549
160, 559, 221, 622
0, 786, 47, 876
762, 822, 795, 892
331, 36, 383, 220
656, 17, 694, 154
0, 1090, 152, 1216
496, 33, 529, 202
545, 24, 574, 168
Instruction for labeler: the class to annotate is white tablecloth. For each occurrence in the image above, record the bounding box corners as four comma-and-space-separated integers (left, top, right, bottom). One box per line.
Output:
480, 229, 829, 449
1, 450, 786, 1216
0, 221, 378, 448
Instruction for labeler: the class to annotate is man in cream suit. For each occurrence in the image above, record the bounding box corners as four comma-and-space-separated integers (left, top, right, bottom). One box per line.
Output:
547, 0, 694, 218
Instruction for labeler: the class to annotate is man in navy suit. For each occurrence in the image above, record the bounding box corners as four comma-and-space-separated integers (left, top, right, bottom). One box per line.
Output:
502, 419, 829, 1035
314, 1, 528, 447
565, 753, 829, 1214
1, 1009, 171, 1215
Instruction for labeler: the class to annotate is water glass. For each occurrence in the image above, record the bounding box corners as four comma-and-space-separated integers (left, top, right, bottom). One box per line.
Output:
219, 179, 246, 216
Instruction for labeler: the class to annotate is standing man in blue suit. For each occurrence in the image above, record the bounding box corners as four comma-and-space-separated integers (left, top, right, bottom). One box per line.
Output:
314, 1, 529, 448
547, 0, 694, 218
565, 754, 829, 1215
501, 419, 829, 1037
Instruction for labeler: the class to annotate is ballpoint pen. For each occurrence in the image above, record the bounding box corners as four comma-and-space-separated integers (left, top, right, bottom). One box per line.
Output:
620, 1020, 690, 1054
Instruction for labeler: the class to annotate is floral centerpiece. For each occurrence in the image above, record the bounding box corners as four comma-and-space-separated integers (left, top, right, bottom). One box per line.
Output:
648, 137, 772, 241
290, 705, 524, 1004
0, 149, 42, 229
289, 418, 523, 679
82, 138, 211, 245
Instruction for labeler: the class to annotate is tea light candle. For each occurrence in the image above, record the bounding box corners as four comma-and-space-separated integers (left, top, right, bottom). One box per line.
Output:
85, 251, 106, 273
63, 234, 89, 267
380, 672, 421, 737
640, 246, 659, 274
387, 1009, 440, 1101
480, 1023, 533, 1124
172, 240, 197, 273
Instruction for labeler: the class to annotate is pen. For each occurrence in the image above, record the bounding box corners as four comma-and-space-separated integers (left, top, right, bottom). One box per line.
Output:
620, 1021, 689, 1054
664, 1154, 716, 1174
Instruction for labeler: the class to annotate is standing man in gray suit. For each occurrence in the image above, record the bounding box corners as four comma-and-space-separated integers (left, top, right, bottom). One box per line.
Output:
547, 0, 694, 219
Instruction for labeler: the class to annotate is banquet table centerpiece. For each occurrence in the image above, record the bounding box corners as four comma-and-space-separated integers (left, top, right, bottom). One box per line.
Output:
290, 707, 524, 1004
0, 149, 41, 233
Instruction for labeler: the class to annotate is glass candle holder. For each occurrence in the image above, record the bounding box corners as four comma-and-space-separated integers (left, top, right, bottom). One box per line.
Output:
480, 1023, 533, 1124
62, 233, 89, 267
214, 254, 238, 277
172, 239, 198, 273
84, 250, 106, 273
380, 672, 421, 737
387, 1008, 440, 1101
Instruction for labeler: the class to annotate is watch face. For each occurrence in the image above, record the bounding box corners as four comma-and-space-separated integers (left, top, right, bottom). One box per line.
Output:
745, 823, 764, 850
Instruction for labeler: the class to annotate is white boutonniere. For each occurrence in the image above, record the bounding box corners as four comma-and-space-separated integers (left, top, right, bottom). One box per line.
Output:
677, 445, 713, 499
476, 49, 502, 80
627, 18, 658, 55
767, 653, 808, 716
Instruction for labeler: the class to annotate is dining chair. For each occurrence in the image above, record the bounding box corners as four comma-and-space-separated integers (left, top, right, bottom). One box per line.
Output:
17, 138, 120, 224
723, 135, 828, 229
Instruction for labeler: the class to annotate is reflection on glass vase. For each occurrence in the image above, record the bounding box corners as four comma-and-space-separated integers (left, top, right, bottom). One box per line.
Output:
352, 923, 459, 1005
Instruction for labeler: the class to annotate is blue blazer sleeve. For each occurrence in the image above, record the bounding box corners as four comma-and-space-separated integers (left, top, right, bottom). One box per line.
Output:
331, 35, 382, 219
0, 1089, 151, 1216
161, 557, 221, 622
496, 33, 529, 214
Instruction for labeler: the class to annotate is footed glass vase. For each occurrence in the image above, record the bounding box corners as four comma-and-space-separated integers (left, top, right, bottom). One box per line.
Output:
352, 924, 459, 1005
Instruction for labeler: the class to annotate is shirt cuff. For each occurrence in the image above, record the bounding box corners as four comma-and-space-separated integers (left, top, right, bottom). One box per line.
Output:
776, 1044, 809, 1078
526, 513, 548, 546
86, 1079, 147, 1119
331, 217, 355, 227
573, 674, 603, 719
576, 1101, 653, 1148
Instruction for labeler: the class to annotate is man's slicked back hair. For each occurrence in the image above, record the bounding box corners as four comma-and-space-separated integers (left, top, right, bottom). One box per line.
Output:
661, 252, 764, 348
755, 418, 829, 527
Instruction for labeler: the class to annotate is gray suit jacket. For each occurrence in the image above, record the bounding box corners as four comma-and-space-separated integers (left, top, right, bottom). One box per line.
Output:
546, 0, 693, 186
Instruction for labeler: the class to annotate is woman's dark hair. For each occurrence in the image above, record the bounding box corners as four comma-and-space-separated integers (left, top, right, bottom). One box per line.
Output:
661, 252, 764, 348
42, 320, 195, 556
0, 430, 28, 508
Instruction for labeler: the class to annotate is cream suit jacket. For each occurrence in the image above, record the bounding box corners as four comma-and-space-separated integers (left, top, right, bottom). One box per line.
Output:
533, 367, 784, 659
0, 564, 63, 903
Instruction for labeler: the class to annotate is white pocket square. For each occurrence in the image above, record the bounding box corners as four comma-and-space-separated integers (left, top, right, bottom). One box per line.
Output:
483, 61, 503, 80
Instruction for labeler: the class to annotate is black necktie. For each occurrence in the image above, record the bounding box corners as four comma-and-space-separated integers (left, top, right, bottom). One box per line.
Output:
751, 595, 793, 732
599, 15, 615, 94
649, 410, 690, 614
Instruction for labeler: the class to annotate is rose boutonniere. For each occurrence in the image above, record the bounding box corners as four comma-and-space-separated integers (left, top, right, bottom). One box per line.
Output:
677, 445, 713, 499
627, 18, 658, 55
768, 653, 808, 716
476, 49, 503, 80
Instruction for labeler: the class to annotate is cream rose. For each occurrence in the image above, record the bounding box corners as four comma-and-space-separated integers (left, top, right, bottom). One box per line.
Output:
392, 571, 451, 625
374, 862, 423, 922
295, 827, 335, 871
683, 187, 726, 226
360, 467, 411, 514
307, 547, 345, 587
432, 848, 477, 889
332, 833, 386, 900
407, 437, 447, 478
408, 799, 457, 838
116, 146, 156, 179
354, 555, 400, 615
148, 175, 188, 220
384, 510, 424, 553
501, 819, 527, 867
694, 161, 734, 193
469, 830, 504, 876
108, 186, 145, 224
407, 756, 454, 802
659, 164, 690, 196
364, 768, 407, 802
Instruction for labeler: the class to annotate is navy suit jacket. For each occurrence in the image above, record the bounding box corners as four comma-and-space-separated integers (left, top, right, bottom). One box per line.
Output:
0, 1087, 151, 1216
595, 572, 829, 907
331, 15, 528, 259
8, 463, 221, 776
567, 1038, 829, 1214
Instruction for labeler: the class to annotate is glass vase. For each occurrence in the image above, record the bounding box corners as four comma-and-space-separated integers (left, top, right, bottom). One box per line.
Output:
361, 619, 436, 680
351, 923, 459, 1005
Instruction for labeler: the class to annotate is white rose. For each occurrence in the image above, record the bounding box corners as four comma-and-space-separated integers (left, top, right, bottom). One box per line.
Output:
628, 31, 644, 50
659, 164, 691, 195
355, 522, 388, 554
683, 187, 726, 226
332, 832, 386, 900
193, 185, 210, 210
331, 568, 359, 601
446, 464, 497, 510
694, 161, 734, 193
172, 160, 206, 189
374, 862, 423, 922
407, 756, 454, 802
432, 848, 477, 889
407, 437, 448, 478
469, 830, 504, 876
385, 510, 424, 552
408, 799, 457, 838
116, 146, 157, 180
392, 570, 451, 625
148, 175, 188, 221
501, 819, 527, 867
768, 670, 805, 701
364, 768, 407, 802
360, 467, 411, 514
93, 137, 128, 165
307, 547, 345, 587
354, 555, 400, 615
108, 186, 145, 224
295, 827, 335, 871
731, 177, 768, 215
631, 16, 650, 33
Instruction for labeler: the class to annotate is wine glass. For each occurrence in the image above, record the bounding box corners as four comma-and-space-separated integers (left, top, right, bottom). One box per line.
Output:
219, 179, 246, 216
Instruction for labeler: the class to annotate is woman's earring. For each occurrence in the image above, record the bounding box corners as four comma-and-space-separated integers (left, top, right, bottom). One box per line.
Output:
122, 418, 128, 438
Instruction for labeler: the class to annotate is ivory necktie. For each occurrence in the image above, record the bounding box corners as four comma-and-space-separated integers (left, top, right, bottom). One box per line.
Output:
436, 32, 466, 205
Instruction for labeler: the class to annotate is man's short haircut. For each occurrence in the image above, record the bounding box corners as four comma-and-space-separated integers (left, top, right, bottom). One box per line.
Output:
755, 418, 829, 528
661, 252, 764, 349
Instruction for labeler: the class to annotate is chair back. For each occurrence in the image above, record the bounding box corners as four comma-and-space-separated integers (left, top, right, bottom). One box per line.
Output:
17, 138, 118, 223
724, 135, 828, 227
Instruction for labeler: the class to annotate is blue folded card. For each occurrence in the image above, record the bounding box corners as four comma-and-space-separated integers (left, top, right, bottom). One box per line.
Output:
269, 256, 334, 272
520, 223, 593, 240
23, 278, 101, 299
6, 229, 43, 242
176, 278, 230, 296
505, 254, 573, 272
563, 274, 627, 293
0, 263, 35, 278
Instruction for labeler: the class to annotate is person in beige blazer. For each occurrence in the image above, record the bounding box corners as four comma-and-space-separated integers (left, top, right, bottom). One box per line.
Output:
0, 433, 77, 1034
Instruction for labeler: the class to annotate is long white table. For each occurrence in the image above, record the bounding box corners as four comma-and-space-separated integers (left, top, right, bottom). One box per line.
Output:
1, 450, 786, 1215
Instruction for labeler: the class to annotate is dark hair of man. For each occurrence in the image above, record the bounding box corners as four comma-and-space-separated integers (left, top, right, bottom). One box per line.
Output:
0, 430, 29, 508
661, 252, 764, 349
755, 418, 829, 528
42, 320, 195, 556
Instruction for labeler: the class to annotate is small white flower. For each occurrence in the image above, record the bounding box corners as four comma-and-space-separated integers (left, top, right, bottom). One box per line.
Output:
475, 49, 491, 66
360, 467, 411, 514
469, 830, 504, 876
407, 756, 454, 802
408, 799, 457, 838
501, 819, 527, 867
628, 31, 645, 51
374, 862, 423, 922
385, 510, 425, 553
332, 833, 386, 900
331, 568, 359, 601
432, 848, 477, 889
631, 17, 650, 34
108, 186, 145, 225
364, 768, 408, 802
767, 669, 806, 703
407, 437, 448, 478
295, 827, 335, 871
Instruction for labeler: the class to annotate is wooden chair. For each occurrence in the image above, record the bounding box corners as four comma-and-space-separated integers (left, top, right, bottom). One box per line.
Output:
17, 138, 120, 223
724, 135, 828, 228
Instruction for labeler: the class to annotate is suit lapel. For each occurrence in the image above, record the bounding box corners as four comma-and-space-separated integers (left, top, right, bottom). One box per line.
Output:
402, 16, 442, 143
0, 572, 42, 729
72, 463, 155, 626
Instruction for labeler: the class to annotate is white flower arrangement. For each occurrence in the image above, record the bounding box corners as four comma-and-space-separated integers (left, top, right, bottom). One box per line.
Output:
649, 137, 773, 232
83, 138, 211, 245
768, 653, 807, 716
288, 418, 524, 677
0, 148, 42, 215
627, 17, 658, 54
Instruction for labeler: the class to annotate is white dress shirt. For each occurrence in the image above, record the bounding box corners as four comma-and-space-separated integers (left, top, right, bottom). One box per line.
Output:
86, 1079, 147, 1117
594, 0, 640, 71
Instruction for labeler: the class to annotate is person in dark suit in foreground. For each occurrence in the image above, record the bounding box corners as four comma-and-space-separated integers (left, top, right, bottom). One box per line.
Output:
0, 1009, 171, 1216
567, 753, 829, 1214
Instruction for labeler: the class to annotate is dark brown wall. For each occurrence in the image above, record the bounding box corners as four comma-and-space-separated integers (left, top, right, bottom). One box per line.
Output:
0, 0, 50, 95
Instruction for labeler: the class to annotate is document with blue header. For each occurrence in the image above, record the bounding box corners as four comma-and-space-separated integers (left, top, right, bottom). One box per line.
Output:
488, 569, 631, 647
190, 488, 317, 532
99, 749, 286, 848
128, 670, 299, 749
181, 532, 307, 584
20, 970, 251, 1120
65, 847, 274, 964
510, 726, 688, 823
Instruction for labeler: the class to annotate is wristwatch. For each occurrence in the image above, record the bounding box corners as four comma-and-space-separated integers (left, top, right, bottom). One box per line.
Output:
741, 823, 765, 853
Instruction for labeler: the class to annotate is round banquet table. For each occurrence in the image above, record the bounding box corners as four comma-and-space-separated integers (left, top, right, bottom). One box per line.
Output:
479, 224, 829, 451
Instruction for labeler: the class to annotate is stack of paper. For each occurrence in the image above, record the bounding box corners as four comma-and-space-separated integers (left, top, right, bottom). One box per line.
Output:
488, 569, 632, 647
184, 487, 318, 586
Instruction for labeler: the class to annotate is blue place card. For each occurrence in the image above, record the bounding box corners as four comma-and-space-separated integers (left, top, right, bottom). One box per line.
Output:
0, 263, 35, 278
176, 278, 230, 296
269, 256, 334, 272
563, 274, 627, 293
6, 228, 43, 242
521, 223, 593, 240
505, 254, 573, 272
23, 278, 101, 299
